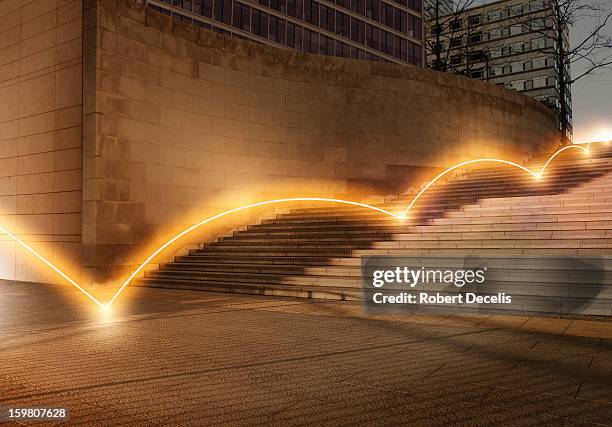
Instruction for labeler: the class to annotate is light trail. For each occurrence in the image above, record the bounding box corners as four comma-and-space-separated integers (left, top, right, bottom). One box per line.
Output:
0, 224, 105, 308
105, 198, 402, 307
0, 141, 605, 309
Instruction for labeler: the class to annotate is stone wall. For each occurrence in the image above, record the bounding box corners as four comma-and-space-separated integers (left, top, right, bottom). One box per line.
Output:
82, 0, 559, 284
0, 0, 82, 283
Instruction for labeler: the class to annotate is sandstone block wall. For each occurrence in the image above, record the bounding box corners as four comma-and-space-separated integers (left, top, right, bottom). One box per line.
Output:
80, 0, 560, 284
0, 0, 83, 283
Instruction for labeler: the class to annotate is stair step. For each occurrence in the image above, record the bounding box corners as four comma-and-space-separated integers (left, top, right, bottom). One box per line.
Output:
141, 146, 612, 316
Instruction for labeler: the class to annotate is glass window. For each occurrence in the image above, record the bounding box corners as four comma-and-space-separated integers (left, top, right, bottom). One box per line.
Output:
358, 20, 365, 44
393, 35, 400, 58
508, 3, 524, 16
252, 9, 260, 35
295, 25, 303, 48
202, 0, 212, 17
311, 32, 319, 54
487, 9, 502, 21
386, 4, 393, 28
269, 15, 277, 41
278, 18, 285, 43
468, 32, 481, 44
450, 37, 462, 47
394, 9, 402, 31
509, 24, 522, 35
320, 5, 328, 29
327, 37, 334, 55
510, 80, 525, 90
450, 19, 462, 30
241, 4, 250, 30
533, 76, 547, 88
471, 69, 484, 79
525, 80, 533, 90
468, 15, 481, 26
351, 17, 358, 41
488, 27, 501, 40
287, 22, 295, 46
232, 2, 241, 28
222, 0, 231, 24
511, 42, 524, 53
304, 28, 312, 52
372, 26, 379, 49
450, 54, 461, 65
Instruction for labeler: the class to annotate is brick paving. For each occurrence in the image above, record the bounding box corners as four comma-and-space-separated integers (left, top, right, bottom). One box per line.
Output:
0, 281, 611, 425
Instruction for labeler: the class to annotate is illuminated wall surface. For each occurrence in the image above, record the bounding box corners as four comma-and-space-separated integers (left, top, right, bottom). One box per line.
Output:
0, 0, 558, 285
0, 0, 83, 284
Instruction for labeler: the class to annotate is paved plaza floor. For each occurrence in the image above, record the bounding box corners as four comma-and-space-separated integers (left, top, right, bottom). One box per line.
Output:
0, 280, 611, 425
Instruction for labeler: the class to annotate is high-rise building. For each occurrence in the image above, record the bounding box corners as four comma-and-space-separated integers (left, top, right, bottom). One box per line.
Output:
425, 0, 572, 137
148, 0, 425, 66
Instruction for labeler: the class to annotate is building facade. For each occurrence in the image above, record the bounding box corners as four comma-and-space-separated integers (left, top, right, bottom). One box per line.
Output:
425, 0, 572, 137
148, 0, 425, 66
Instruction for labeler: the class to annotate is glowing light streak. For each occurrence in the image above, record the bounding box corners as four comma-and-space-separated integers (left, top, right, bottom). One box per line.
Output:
106, 198, 402, 307
0, 223, 105, 308
0, 141, 605, 309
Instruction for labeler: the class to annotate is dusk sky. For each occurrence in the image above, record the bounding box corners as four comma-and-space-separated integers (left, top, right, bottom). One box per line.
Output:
476, 0, 612, 143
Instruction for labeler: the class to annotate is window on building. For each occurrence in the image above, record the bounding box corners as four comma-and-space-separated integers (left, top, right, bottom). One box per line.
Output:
509, 25, 522, 35
489, 66, 501, 77
511, 42, 524, 53
468, 32, 482, 44
530, 17, 545, 30
487, 9, 502, 21
469, 50, 486, 62
471, 69, 484, 79
502, 46, 511, 56
508, 3, 524, 16
533, 76, 547, 88
531, 37, 547, 50
529, 0, 544, 11
523, 60, 532, 71
468, 15, 481, 26
450, 54, 462, 65
450, 19, 462, 30
511, 80, 525, 90
430, 23, 442, 35
490, 47, 501, 58
488, 28, 501, 40
450, 37, 463, 47
525, 80, 533, 90
532, 57, 545, 68
502, 64, 512, 74
511, 61, 523, 73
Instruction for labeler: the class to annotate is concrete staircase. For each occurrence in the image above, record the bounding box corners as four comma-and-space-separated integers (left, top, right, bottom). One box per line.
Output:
135, 144, 612, 316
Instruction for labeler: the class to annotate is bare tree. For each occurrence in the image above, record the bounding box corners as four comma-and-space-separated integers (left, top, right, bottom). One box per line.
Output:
424, 0, 480, 71
518, 0, 612, 145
